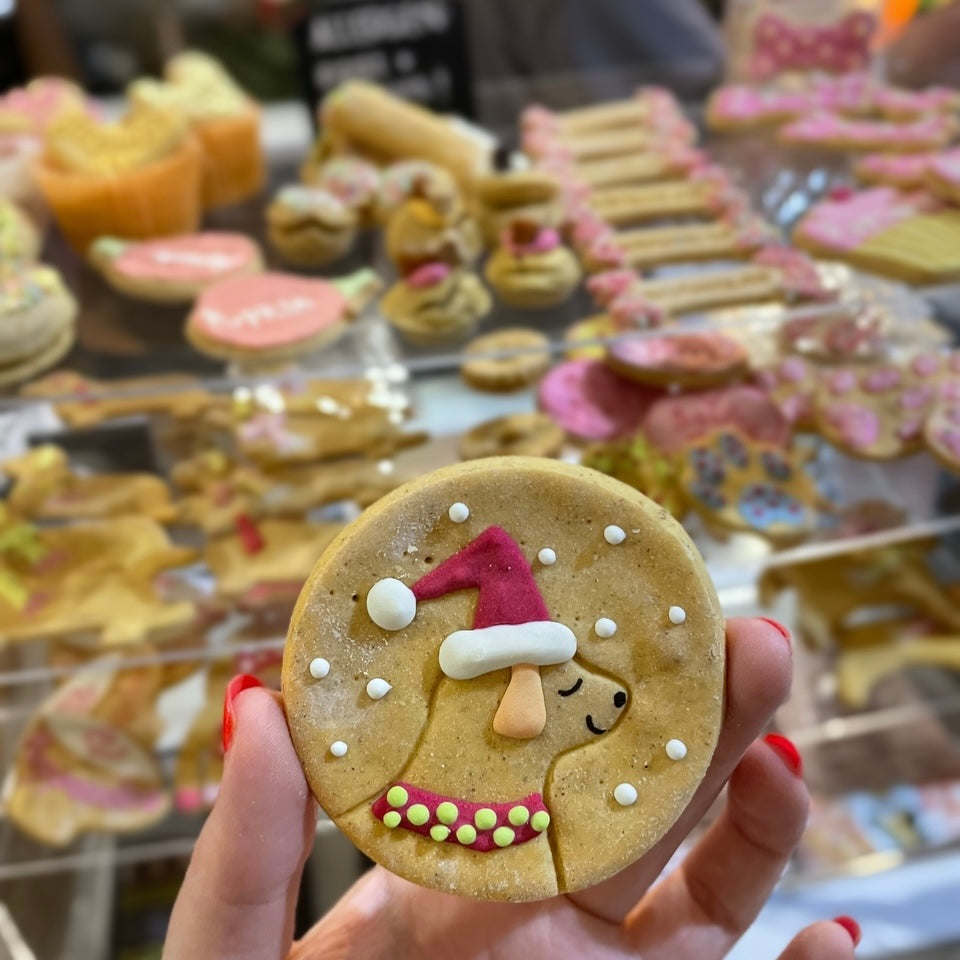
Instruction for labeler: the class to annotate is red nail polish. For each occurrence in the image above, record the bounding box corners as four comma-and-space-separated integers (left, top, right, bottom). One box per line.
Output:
833, 916, 861, 946
763, 733, 803, 777
222, 674, 263, 754
757, 617, 792, 647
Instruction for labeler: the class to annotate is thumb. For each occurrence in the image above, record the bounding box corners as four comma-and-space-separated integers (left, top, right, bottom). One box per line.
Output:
163, 677, 316, 960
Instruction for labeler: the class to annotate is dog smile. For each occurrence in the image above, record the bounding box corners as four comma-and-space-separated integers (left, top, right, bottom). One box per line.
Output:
585, 714, 607, 735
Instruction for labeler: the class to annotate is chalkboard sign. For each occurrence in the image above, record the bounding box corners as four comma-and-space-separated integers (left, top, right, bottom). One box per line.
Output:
292, 0, 475, 122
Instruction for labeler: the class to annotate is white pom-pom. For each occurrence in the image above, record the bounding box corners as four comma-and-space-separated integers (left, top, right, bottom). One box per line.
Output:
367, 578, 416, 630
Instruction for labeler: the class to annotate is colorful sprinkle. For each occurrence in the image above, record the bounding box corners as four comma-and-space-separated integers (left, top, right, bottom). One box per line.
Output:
407, 804, 430, 826
387, 785, 409, 807
531, 811, 550, 832
436, 801, 458, 824
474, 808, 497, 830
430, 824, 450, 841
508, 805, 530, 826
493, 827, 516, 847
383, 811, 402, 828
456, 824, 477, 845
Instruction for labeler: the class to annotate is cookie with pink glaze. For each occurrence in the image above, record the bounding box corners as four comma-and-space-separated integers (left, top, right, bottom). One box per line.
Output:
813, 361, 941, 459
793, 187, 960, 285
642, 386, 791, 455
90, 232, 263, 303
926, 149, 960, 207
778, 112, 958, 153
873, 86, 960, 121
485, 221, 581, 309
753, 356, 818, 431
606, 331, 747, 389
778, 304, 887, 364
853, 153, 936, 190
538, 358, 660, 441
186, 269, 379, 364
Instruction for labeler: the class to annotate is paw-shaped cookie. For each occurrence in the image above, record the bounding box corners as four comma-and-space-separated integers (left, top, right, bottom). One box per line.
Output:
680, 429, 819, 543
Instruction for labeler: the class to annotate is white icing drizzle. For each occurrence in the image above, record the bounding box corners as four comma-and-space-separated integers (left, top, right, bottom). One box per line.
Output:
309, 657, 330, 679
594, 618, 617, 638
367, 578, 417, 630
330, 740, 348, 757
613, 783, 638, 806
665, 739, 687, 761
448, 502, 470, 523
366, 678, 392, 700
604, 524, 626, 545
537, 547, 557, 565
439, 621, 577, 679
668, 605, 686, 625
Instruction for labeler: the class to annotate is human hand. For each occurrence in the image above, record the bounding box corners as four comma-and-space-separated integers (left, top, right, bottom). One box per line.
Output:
162, 617, 860, 960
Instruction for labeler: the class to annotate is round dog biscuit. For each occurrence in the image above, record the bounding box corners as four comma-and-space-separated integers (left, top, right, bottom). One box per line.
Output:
283, 457, 725, 901
460, 328, 551, 392
458, 413, 564, 460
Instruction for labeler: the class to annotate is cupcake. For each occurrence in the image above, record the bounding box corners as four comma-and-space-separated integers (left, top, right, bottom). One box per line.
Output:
266, 185, 358, 266
36, 102, 202, 251
302, 156, 380, 227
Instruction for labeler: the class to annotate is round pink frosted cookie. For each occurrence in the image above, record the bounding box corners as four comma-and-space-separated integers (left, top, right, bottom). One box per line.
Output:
90, 233, 263, 303
186, 272, 350, 362
642, 386, 791, 455
538, 359, 661, 441
606, 332, 747, 388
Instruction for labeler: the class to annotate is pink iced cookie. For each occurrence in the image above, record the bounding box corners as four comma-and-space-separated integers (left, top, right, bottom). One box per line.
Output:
606, 332, 747, 388
853, 152, 935, 189
779, 111, 957, 151
91, 233, 263, 302
187, 272, 352, 361
927, 149, 960, 204
874, 86, 960, 120
538, 359, 661, 441
642, 386, 791, 455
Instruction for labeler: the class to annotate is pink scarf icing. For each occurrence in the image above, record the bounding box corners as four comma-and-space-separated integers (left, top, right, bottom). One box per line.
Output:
406, 262, 451, 288
781, 112, 956, 148
502, 226, 561, 256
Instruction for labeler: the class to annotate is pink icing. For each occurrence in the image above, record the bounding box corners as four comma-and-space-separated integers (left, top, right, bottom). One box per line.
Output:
748, 11, 876, 81
0, 78, 89, 134
406, 262, 451, 288
875, 86, 959, 117
586, 233, 628, 269
934, 427, 960, 458
192, 273, 347, 349
799, 188, 940, 251
780, 357, 807, 382
911, 354, 941, 378
825, 402, 880, 449
898, 418, 923, 440
642, 385, 790, 453
538, 359, 660, 441
900, 386, 935, 410
521, 105, 559, 133
863, 367, 902, 393
779, 392, 813, 424
940, 380, 960, 403
571, 210, 612, 251
752, 246, 831, 301
781, 112, 955, 148
107, 233, 257, 283
318, 158, 380, 208
609, 290, 666, 328
502, 226, 561, 256
827, 369, 857, 395
857, 152, 934, 183
608, 332, 744, 373
587, 269, 637, 307
930, 149, 960, 188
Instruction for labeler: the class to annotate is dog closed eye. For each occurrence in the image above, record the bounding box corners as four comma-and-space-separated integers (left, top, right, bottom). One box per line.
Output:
557, 678, 583, 697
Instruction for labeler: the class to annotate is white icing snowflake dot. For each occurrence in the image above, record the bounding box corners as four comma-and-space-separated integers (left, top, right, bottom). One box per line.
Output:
366, 678, 392, 700
613, 783, 638, 806
330, 740, 348, 757
367, 578, 416, 630
448, 502, 470, 523
537, 547, 557, 565
604, 525, 626, 545
666, 739, 687, 761
594, 617, 617, 638
309, 657, 330, 679
668, 605, 686, 625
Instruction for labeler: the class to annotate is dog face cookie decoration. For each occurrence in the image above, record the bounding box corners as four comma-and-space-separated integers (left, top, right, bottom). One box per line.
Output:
283, 458, 725, 900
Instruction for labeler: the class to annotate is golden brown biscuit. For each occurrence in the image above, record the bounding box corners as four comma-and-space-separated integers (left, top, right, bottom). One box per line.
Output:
460, 328, 551, 392
283, 458, 724, 900
458, 413, 565, 460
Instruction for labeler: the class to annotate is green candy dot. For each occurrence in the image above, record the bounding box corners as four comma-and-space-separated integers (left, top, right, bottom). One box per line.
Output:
407, 803, 430, 826
474, 808, 497, 830
386, 786, 408, 808
456, 824, 477, 845
383, 811, 402, 829
430, 824, 451, 842
508, 805, 530, 826
531, 811, 551, 833
436, 801, 458, 824
493, 826, 515, 847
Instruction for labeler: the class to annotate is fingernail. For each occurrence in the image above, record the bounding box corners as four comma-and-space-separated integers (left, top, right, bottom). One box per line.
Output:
833, 915, 861, 947
758, 617, 792, 648
222, 674, 263, 754
763, 733, 803, 777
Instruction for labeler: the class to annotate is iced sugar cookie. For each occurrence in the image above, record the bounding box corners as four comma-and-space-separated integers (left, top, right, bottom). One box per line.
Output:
793, 188, 960, 285
779, 112, 957, 153
606, 331, 748, 389
538, 359, 661, 442
283, 457, 725, 900
185, 269, 379, 365
853, 153, 936, 190
90, 233, 262, 303
927, 149, 960, 207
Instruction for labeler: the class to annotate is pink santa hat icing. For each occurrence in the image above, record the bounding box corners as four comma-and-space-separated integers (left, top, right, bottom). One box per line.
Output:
366, 526, 576, 679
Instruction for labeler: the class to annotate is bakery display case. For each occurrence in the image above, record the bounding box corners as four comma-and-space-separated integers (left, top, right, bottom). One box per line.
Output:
2, 0, 960, 955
